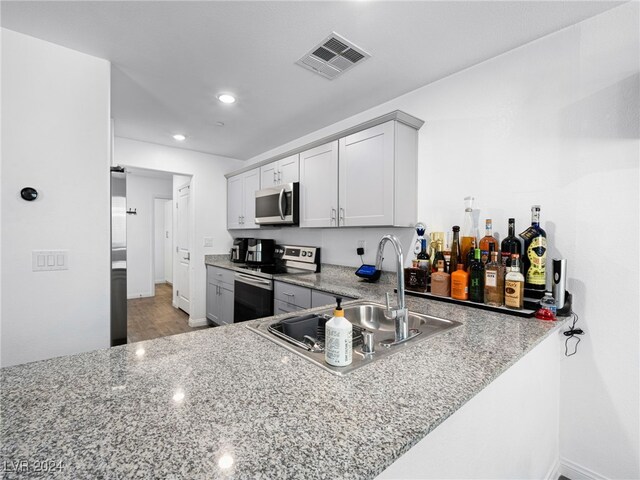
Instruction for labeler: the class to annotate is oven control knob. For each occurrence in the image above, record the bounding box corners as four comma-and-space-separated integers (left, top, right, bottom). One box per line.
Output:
307, 251, 313, 257
301, 251, 307, 257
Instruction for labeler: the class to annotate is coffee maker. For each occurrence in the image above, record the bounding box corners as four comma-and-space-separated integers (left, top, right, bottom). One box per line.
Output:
245, 239, 275, 264
230, 238, 249, 263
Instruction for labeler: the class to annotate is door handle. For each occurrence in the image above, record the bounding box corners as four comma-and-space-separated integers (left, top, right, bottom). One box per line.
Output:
278, 188, 285, 220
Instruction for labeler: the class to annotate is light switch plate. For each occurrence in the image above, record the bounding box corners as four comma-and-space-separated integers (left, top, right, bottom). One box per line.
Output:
203, 237, 214, 247
33, 250, 68, 271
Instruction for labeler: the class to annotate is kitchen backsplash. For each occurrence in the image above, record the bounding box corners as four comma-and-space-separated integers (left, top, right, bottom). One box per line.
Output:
236, 227, 416, 271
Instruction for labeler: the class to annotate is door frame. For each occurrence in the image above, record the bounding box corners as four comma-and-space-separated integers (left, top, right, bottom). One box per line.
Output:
151, 195, 172, 297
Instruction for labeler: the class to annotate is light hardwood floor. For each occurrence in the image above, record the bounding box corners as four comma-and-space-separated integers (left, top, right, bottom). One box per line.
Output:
127, 283, 209, 343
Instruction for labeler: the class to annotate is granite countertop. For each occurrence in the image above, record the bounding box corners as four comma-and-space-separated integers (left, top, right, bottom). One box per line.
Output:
1, 259, 569, 479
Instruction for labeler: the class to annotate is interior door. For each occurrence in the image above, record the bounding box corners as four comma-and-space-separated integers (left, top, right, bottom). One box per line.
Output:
176, 183, 190, 314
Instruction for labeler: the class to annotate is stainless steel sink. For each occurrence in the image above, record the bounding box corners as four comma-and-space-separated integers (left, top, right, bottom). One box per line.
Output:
247, 301, 462, 375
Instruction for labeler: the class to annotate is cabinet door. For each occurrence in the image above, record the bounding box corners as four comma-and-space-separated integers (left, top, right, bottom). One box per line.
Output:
339, 121, 394, 226
278, 154, 299, 184
219, 284, 234, 325
206, 282, 222, 324
260, 162, 278, 188
274, 299, 305, 316
299, 141, 338, 228
242, 168, 260, 229
311, 289, 355, 308
227, 175, 244, 229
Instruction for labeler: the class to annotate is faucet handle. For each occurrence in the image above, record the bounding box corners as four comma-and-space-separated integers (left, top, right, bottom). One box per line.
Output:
385, 292, 392, 310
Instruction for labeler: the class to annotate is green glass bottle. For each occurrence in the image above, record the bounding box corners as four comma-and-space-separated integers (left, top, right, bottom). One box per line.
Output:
469, 248, 484, 303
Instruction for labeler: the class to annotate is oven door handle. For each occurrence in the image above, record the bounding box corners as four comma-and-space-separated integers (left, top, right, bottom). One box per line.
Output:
234, 273, 273, 290
278, 188, 285, 220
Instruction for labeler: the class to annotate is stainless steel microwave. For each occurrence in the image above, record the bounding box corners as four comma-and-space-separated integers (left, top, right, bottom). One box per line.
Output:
255, 182, 299, 225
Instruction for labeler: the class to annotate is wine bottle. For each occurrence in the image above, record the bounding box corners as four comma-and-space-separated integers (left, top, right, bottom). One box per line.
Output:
479, 219, 498, 265
416, 238, 430, 272
519, 205, 547, 297
501, 218, 522, 268
449, 226, 462, 274
469, 248, 484, 303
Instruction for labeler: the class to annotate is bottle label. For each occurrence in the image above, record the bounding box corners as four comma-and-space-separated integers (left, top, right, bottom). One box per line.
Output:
526, 236, 547, 285
485, 270, 497, 287
505, 280, 524, 308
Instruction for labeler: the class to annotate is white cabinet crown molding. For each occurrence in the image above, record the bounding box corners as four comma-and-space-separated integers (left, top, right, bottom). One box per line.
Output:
224, 110, 424, 179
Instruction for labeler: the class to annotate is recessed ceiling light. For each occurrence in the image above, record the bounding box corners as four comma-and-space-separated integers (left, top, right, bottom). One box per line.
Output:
215, 121, 225, 127
172, 134, 187, 141
217, 94, 236, 104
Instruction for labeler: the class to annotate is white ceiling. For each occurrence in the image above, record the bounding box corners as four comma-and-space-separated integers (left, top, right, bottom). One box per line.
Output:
1, 1, 622, 160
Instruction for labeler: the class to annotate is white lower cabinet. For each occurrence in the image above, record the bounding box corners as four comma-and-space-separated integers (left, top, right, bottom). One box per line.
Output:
207, 266, 235, 325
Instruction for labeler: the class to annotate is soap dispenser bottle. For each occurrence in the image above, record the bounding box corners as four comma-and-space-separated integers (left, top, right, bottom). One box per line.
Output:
324, 298, 353, 367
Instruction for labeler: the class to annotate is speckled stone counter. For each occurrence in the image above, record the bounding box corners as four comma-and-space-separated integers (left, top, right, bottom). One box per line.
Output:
1, 260, 569, 479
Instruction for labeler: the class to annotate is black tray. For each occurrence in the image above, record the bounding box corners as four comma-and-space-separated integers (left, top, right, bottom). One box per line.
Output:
400, 289, 536, 318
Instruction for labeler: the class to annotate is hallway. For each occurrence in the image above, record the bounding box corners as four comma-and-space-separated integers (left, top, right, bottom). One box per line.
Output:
127, 283, 209, 343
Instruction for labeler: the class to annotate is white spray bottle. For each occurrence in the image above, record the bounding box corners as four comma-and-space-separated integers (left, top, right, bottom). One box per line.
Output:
325, 298, 352, 367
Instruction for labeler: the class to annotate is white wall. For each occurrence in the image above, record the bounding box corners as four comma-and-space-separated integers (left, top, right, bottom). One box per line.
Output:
153, 199, 168, 283
1, 29, 111, 367
164, 201, 173, 283
243, 4, 640, 478
126, 173, 172, 298
114, 138, 243, 324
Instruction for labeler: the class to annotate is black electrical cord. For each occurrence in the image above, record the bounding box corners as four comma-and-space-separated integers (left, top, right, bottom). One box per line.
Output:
359, 254, 365, 265
563, 311, 584, 357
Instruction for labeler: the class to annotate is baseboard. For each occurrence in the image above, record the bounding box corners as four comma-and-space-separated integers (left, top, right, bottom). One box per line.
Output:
127, 292, 153, 299
560, 458, 609, 480
188, 317, 208, 327
172, 301, 178, 308
545, 458, 560, 480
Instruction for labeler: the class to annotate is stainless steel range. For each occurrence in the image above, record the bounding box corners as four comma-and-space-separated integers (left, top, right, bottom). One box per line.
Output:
233, 245, 320, 323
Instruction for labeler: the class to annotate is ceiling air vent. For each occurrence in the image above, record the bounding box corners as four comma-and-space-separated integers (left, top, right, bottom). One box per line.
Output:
296, 32, 371, 80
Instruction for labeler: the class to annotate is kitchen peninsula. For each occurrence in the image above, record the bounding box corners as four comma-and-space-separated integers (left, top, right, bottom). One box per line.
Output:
1, 259, 568, 479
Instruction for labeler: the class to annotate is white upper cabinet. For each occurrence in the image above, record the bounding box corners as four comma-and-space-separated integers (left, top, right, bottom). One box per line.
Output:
299, 120, 418, 228
260, 154, 299, 188
227, 168, 260, 229
299, 141, 338, 228
226, 111, 423, 231
339, 122, 395, 227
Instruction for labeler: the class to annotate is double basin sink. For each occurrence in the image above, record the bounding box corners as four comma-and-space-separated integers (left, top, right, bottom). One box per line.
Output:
248, 300, 462, 375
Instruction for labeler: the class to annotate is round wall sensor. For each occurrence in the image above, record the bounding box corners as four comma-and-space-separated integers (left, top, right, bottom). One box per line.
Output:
20, 187, 38, 201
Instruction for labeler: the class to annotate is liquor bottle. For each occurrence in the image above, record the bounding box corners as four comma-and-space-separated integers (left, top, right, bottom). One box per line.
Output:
479, 219, 498, 265
442, 232, 452, 273
501, 218, 522, 268
519, 205, 547, 297
428, 232, 444, 263
484, 251, 505, 306
416, 238, 430, 272
451, 264, 469, 300
504, 254, 525, 309
469, 248, 484, 302
430, 260, 451, 297
464, 238, 477, 271
449, 226, 462, 274
431, 236, 446, 274
460, 196, 477, 268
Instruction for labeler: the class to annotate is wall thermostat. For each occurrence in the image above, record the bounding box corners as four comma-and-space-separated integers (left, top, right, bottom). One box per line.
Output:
20, 187, 38, 201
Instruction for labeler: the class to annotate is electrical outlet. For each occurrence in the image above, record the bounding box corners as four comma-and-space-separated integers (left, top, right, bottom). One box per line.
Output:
203, 237, 214, 247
